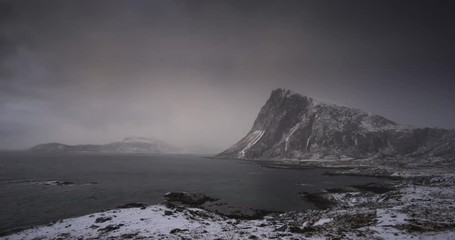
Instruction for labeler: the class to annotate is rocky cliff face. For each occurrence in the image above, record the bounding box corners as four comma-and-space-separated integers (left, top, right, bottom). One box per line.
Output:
30, 137, 180, 153
216, 88, 455, 161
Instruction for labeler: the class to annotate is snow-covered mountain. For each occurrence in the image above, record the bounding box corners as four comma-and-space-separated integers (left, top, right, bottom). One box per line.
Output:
30, 137, 180, 153
216, 88, 455, 161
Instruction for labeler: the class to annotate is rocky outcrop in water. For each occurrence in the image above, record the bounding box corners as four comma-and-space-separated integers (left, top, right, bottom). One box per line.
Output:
216, 88, 455, 161
164, 192, 218, 206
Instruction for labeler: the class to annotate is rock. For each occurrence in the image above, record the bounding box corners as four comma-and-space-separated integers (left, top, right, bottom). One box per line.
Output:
95, 216, 112, 223
117, 203, 147, 209
55, 181, 74, 186
351, 182, 396, 194
203, 203, 273, 220
164, 210, 173, 216
54, 233, 71, 240
33, 180, 74, 186
326, 186, 359, 193
298, 192, 338, 209
274, 225, 287, 232
98, 224, 124, 233
289, 226, 306, 233
89, 225, 99, 229
164, 192, 218, 206
169, 228, 188, 234
119, 233, 139, 239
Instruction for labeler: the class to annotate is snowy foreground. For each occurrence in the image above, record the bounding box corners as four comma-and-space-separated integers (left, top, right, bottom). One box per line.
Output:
3, 174, 455, 240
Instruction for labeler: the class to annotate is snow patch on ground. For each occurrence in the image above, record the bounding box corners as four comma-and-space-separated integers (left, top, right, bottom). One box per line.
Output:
1, 205, 310, 240
313, 218, 333, 226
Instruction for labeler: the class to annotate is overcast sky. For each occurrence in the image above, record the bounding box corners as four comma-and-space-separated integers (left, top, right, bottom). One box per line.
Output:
1, 0, 454, 150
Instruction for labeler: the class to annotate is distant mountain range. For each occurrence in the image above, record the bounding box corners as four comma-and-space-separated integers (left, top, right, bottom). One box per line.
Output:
216, 88, 455, 161
30, 137, 180, 153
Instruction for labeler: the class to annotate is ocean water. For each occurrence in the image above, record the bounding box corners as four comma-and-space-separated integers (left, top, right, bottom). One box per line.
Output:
0, 152, 385, 234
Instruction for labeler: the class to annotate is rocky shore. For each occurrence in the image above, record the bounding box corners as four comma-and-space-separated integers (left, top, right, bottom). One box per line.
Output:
2, 165, 455, 240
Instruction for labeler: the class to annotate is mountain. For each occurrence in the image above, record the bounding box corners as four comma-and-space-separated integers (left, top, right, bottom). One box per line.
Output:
30, 137, 180, 153
216, 88, 455, 161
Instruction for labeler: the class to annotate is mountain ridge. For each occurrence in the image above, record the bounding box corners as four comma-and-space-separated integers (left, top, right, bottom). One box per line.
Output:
216, 88, 455, 161
30, 137, 180, 153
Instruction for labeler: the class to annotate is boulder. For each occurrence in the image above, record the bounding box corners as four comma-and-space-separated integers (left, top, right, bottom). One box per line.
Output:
164, 192, 217, 206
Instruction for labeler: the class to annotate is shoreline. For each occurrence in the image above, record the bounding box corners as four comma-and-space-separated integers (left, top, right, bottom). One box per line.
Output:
2, 166, 455, 239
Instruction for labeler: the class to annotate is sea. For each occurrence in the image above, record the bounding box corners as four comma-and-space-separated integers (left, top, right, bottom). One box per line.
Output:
0, 152, 386, 234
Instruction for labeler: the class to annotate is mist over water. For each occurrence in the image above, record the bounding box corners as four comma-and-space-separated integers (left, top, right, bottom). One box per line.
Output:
1, 1, 455, 150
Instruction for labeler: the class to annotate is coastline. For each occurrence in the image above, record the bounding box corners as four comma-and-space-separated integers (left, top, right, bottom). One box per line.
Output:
3, 165, 455, 240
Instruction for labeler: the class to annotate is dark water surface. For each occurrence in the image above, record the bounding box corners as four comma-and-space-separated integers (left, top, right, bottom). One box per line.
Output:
0, 152, 384, 233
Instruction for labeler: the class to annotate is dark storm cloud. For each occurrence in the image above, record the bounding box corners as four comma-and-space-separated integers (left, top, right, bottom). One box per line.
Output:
0, 0, 454, 150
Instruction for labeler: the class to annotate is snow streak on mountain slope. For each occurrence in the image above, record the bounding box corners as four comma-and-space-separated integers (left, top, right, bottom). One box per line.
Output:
238, 130, 264, 158
216, 88, 455, 161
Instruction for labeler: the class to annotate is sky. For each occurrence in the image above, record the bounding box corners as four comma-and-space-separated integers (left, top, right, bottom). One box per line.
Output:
1, 0, 454, 151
